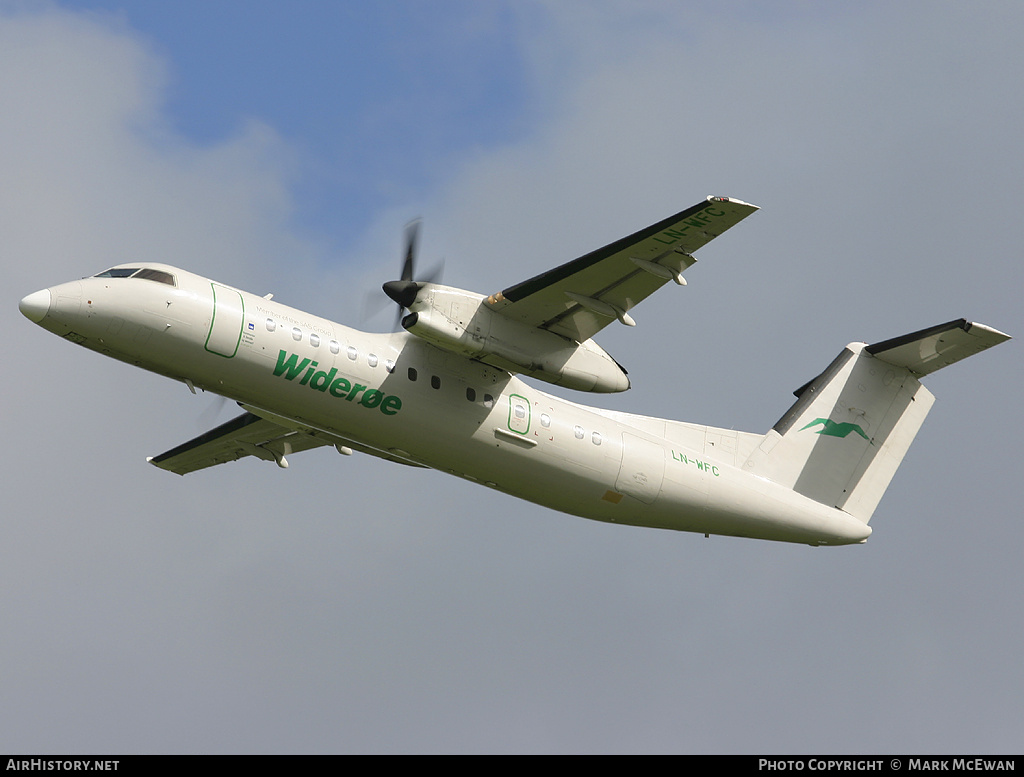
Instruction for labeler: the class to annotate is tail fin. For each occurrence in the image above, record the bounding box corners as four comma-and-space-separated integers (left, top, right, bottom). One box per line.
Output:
743, 319, 1010, 523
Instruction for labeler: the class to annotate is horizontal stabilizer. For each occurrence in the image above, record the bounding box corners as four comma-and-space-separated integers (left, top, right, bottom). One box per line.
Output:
866, 318, 1010, 376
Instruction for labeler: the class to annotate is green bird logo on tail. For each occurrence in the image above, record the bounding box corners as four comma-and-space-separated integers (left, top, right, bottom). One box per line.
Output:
800, 418, 870, 441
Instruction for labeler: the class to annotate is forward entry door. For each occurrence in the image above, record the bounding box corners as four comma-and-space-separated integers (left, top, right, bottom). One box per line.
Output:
206, 283, 244, 358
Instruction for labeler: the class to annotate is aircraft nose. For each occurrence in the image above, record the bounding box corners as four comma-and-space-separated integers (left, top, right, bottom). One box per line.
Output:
19, 288, 51, 323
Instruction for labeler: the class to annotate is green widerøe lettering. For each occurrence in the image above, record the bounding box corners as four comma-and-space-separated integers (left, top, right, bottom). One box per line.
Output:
273, 350, 402, 415
800, 418, 869, 440
273, 351, 309, 380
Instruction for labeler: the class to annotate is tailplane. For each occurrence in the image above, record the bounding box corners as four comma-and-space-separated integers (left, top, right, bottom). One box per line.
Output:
743, 319, 1010, 523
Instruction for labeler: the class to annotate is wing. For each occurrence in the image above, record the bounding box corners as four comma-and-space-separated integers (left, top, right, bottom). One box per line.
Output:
147, 411, 333, 474
485, 196, 758, 342
149, 409, 427, 475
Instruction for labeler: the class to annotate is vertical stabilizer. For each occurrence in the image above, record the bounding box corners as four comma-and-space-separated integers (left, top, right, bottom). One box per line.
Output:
743, 320, 1009, 523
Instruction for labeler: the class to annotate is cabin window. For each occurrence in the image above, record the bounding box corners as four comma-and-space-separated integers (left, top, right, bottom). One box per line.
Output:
385, 359, 395, 373
431, 375, 441, 390
329, 340, 340, 354
310, 333, 320, 347
513, 404, 526, 419
573, 425, 584, 440
592, 432, 602, 446
368, 354, 378, 368
266, 318, 276, 332
466, 387, 476, 402
347, 345, 358, 361
408, 367, 418, 381
483, 394, 494, 408
292, 327, 302, 341
540, 413, 551, 428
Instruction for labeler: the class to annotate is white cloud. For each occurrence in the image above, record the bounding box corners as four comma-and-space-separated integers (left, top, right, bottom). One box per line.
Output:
0, 7, 318, 298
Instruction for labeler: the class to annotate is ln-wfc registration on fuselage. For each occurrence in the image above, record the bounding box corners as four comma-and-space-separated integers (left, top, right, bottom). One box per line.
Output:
19, 197, 1011, 546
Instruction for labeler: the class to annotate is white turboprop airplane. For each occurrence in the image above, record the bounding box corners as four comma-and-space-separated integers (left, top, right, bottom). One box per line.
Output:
19, 196, 1010, 546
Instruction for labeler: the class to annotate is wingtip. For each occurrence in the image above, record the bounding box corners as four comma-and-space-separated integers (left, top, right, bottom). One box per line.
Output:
965, 321, 1012, 342
707, 195, 759, 210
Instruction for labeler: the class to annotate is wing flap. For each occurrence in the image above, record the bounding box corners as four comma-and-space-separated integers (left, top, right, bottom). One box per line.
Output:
487, 196, 758, 342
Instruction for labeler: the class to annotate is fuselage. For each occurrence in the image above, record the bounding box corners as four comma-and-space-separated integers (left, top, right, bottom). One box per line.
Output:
20, 263, 872, 546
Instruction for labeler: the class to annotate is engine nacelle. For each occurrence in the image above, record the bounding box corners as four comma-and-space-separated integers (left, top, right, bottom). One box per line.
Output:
402, 285, 629, 393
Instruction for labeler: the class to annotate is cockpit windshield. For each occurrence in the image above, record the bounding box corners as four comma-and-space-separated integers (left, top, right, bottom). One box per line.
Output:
93, 267, 177, 286
94, 268, 139, 278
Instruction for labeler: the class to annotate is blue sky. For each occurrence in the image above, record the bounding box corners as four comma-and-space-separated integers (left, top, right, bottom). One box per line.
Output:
62, 1, 538, 243
4, 0, 1023, 754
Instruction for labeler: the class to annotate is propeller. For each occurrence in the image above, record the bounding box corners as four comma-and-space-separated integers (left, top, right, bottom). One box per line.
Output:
195, 392, 230, 430
381, 219, 443, 329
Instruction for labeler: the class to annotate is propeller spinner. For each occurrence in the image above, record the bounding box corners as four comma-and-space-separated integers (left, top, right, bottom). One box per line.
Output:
382, 219, 442, 328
